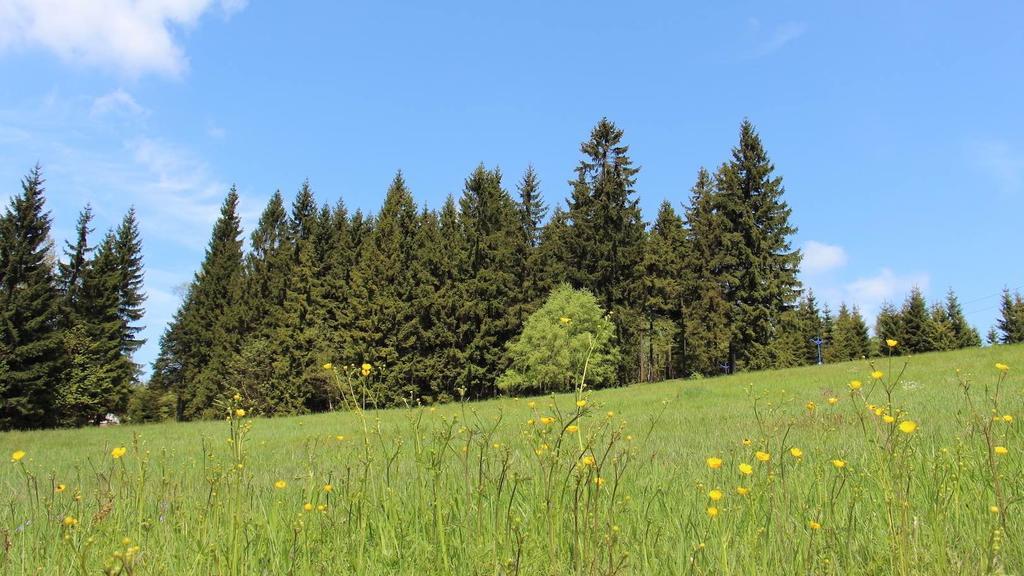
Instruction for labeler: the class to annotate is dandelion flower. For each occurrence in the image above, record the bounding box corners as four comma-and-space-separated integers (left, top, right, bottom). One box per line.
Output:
755, 451, 771, 463
736, 486, 750, 496
576, 399, 587, 408
274, 480, 287, 490
11, 450, 25, 463
111, 447, 127, 459
706, 507, 719, 518
886, 339, 898, 348
849, 380, 862, 391
323, 484, 333, 493
994, 446, 1008, 456
789, 447, 803, 459
809, 520, 821, 530
738, 463, 753, 475
827, 397, 838, 406
832, 459, 846, 469
871, 371, 884, 380
360, 363, 373, 377
706, 457, 723, 470
63, 516, 78, 527
898, 420, 917, 434
708, 489, 723, 502
322, 363, 333, 370
995, 363, 1009, 372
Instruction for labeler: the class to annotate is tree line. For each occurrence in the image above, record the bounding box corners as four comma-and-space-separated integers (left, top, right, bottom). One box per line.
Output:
2, 119, 1020, 428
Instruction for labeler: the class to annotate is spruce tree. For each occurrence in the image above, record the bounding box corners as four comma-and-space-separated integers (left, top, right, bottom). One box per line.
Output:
0, 166, 65, 429
155, 188, 245, 419
516, 165, 547, 317
57, 205, 94, 318
681, 168, 732, 376
642, 201, 687, 380
565, 118, 646, 383
996, 289, 1024, 344
944, 289, 980, 348
714, 120, 802, 371
830, 303, 870, 362
875, 302, 903, 356
900, 287, 933, 354
534, 204, 571, 291
928, 304, 957, 352
112, 208, 146, 377
457, 165, 524, 397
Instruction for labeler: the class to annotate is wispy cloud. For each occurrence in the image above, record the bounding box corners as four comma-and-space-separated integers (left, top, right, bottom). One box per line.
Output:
967, 139, 1024, 196
91, 89, 148, 118
802, 240, 847, 275
0, 0, 248, 77
844, 268, 929, 318
752, 21, 807, 57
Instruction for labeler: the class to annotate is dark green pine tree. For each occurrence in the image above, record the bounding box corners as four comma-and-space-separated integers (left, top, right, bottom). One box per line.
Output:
928, 304, 957, 352
849, 306, 872, 359
57, 205, 94, 319
796, 290, 824, 364
516, 165, 548, 317
714, 120, 802, 371
987, 327, 1000, 345
457, 165, 525, 397
565, 118, 647, 384
681, 168, 732, 377
944, 289, 980, 348
112, 208, 146, 378
348, 172, 420, 405
317, 199, 354, 361
534, 204, 571, 291
61, 232, 133, 425
830, 303, 870, 362
820, 303, 835, 363
642, 201, 687, 380
996, 289, 1024, 344
0, 166, 65, 429
154, 188, 245, 420
900, 287, 933, 354
874, 302, 904, 356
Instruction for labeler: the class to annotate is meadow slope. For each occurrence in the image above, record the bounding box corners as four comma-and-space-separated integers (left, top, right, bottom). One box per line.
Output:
2, 344, 1022, 575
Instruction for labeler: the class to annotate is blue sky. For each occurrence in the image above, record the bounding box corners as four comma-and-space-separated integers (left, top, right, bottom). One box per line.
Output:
1, 1, 1021, 373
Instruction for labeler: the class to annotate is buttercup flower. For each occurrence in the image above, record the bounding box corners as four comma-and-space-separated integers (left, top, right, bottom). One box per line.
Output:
274, 480, 287, 490
994, 446, 1008, 456
738, 463, 753, 475
898, 420, 918, 434
849, 380, 862, 391
995, 363, 1009, 372
323, 363, 333, 370
832, 459, 846, 469
708, 489, 723, 502
871, 371, 884, 380
706, 507, 719, 518
706, 457, 723, 470
755, 451, 771, 462
886, 339, 898, 348
111, 447, 127, 459
10, 450, 25, 463
360, 363, 373, 377
789, 447, 803, 459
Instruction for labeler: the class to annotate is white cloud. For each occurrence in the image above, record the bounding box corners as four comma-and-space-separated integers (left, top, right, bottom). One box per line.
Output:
753, 21, 806, 57
90, 89, 148, 117
802, 240, 847, 274
967, 139, 1024, 196
844, 268, 929, 318
0, 0, 248, 77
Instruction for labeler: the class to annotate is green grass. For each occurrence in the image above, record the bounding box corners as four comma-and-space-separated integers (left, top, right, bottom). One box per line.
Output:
3, 344, 1023, 575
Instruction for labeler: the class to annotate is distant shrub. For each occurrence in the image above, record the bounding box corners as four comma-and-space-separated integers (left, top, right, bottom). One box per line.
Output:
499, 284, 618, 393
126, 386, 177, 423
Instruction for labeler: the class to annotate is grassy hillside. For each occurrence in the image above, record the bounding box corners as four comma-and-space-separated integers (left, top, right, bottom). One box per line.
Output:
3, 344, 1022, 574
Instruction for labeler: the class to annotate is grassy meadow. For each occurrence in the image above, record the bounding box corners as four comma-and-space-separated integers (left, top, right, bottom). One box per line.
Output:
2, 344, 1022, 575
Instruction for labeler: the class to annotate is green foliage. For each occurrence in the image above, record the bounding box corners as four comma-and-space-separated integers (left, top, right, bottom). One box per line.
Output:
996, 288, 1024, 344
642, 201, 687, 380
125, 385, 176, 423
499, 284, 617, 393
0, 167, 65, 429
830, 304, 871, 362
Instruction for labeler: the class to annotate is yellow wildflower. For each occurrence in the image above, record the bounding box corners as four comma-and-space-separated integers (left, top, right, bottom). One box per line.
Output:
994, 446, 1008, 456
55, 484, 66, 493
235, 409, 246, 418
63, 516, 78, 527
594, 477, 605, 487
111, 447, 127, 459
527, 401, 536, 409
540, 416, 555, 425
990, 505, 1000, 514
805, 401, 816, 412
741, 438, 752, 446
317, 504, 327, 512
898, 420, 918, 434
849, 380, 862, 391
607, 411, 615, 417
755, 451, 771, 462
789, 447, 803, 459
706, 457, 723, 470
738, 463, 753, 475
706, 507, 719, 518
995, 363, 1009, 372
576, 399, 587, 408
736, 486, 750, 496
827, 397, 838, 406
274, 480, 287, 490
303, 503, 313, 512
233, 393, 241, 401
322, 363, 333, 370
335, 435, 345, 441
559, 316, 571, 325
885, 339, 898, 348
360, 362, 373, 377
708, 489, 723, 502
581, 455, 596, 467
11, 450, 25, 463
871, 371, 884, 380
883, 415, 895, 424
1003, 415, 1013, 423
832, 459, 846, 469
323, 484, 333, 493
527, 418, 535, 425
809, 520, 821, 530
566, 424, 579, 434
